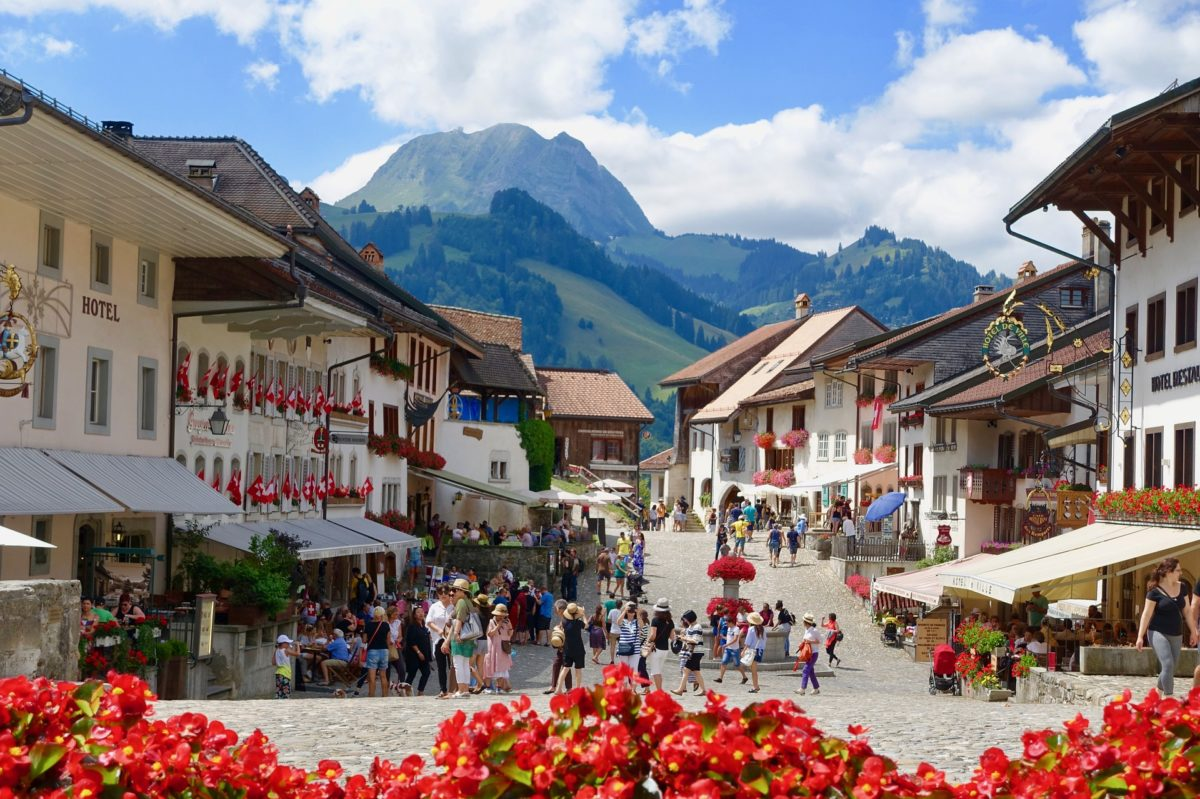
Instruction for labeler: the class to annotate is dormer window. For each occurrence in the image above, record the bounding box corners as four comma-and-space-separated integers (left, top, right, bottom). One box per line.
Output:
186, 159, 216, 179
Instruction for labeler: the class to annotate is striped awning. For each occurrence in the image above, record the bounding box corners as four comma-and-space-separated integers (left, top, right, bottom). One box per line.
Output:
207, 519, 386, 561
44, 450, 241, 514
0, 448, 122, 516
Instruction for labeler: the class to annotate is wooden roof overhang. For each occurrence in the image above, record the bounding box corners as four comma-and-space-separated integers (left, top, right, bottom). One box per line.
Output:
927, 385, 1072, 421
1005, 77, 1200, 265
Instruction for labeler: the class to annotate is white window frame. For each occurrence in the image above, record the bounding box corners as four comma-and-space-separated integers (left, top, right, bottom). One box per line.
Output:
932, 475, 947, 511
32, 334, 59, 430
137, 356, 157, 440
824, 379, 843, 409
816, 432, 829, 461
90, 231, 113, 293
85, 346, 113, 435
833, 431, 848, 460
38, 211, 64, 278
137, 247, 159, 307
490, 451, 511, 483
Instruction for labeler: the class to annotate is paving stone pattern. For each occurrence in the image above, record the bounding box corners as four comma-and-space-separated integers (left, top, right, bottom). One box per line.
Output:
159, 522, 1163, 781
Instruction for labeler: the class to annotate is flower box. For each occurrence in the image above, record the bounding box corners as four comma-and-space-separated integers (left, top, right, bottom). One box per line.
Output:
779, 428, 809, 448
897, 475, 924, 487
325, 495, 365, 506
753, 431, 776, 449
329, 410, 367, 426
853, 447, 873, 465
873, 444, 896, 464
898, 412, 925, 429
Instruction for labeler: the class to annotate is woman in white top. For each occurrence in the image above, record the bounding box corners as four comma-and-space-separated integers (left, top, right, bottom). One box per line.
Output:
744, 612, 767, 692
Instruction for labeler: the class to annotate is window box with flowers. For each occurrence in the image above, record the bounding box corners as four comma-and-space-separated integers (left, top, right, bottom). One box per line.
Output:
853, 447, 873, 465
899, 411, 925, 429
367, 433, 447, 470
369, 353, 414, 382
873, 444, 896, 464
897, 474, 924, 488
980, 539, 1022, 554
365, 510, 416, 533
855, 392, 876, 408
753, 431, 776, 449
752, 468, 794, 488
878, 390, 898, 404
1095, 486, 1200, 523
779, 428, 810, 448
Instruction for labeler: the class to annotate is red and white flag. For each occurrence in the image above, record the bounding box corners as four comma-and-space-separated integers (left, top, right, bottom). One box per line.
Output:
351, 389, 363, 413
265, 379, 278, 407
227, 470, 243, 505
176, 352, 191, 394
196, 468, 205, 482
361, 477, 374, 498
286, 385, 298, 410
229, 368, 244, 395
871, 396, 885, 431
282, 472, 293, 501
211, 472, 221, 492
213, 364, 229, 399
302, 473, 315, 502
295, 386, 307, 415
315, 473, 327, 500
246, 475, 264, 504
198, 363, 217, 399
313, 384, 327, 415
264, 477, 278, 504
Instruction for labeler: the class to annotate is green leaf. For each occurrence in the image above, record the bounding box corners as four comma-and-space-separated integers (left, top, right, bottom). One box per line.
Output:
27, 743, 66, 780
692, 713, 719, 743
485, 730, 519, 757
499, 761, 533, 787
1095, 774, 1129, 792
474, 775, 515, 799
739, 763, 772, 795
745, 717, 780, 745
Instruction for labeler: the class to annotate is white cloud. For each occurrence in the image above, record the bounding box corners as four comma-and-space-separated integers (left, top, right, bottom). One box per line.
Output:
1075, 0, 1200, 95
0, 0, 275, 43
0, 29, 78, 60
298, 140, 404, 205
893, 30, 914, 68
244, 59, 279, 90
921, 0, 973, 49
629, 0, 731, 89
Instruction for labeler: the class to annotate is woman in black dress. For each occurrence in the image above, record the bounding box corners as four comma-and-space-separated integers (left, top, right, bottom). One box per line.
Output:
404, 604, 433, 695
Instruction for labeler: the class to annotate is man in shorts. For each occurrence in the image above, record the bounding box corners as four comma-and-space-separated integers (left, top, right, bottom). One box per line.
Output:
596, 548, 613, 596
731, 517, 750, 555
714, 612, 748, 684
785, 525, 801, 565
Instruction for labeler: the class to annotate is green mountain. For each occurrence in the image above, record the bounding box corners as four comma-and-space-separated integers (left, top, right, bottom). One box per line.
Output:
609, 225, 1014, 327
337, 123, 655, 241
332, 190, 745, 402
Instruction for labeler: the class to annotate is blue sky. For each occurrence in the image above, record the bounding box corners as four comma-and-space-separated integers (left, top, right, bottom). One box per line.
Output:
3, 1, 1200, 271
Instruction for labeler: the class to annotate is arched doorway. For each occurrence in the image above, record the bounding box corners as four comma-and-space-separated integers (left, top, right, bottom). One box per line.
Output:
717, 485, 742, 514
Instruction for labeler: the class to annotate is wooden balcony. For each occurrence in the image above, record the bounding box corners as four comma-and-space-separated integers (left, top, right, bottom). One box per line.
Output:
962, 468, 1016, 505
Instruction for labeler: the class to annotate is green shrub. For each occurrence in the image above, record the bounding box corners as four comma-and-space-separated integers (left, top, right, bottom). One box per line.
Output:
517, 418, 555, 491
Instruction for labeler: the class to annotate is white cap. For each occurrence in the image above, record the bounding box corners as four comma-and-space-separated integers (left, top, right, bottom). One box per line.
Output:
276, 634, 293, 645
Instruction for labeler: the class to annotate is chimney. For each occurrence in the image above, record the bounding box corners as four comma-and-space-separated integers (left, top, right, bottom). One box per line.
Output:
101, 120, 133, 139
185, 158, 217, 191
1016, 261, 1037, 283
299, 187, 320, 214
794, 292, 812, 321
359, 242, 384, 270
1081, 217, 1112, 268
973, 285, 995, 303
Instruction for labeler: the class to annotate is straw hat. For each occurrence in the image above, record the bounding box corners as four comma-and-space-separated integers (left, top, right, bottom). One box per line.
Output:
550, 626, 565, 648
563, 602, 585, 620
473, 594, 491, 609
451, 578, 471, 592
492, 604, 509, 617
802, 612, 816, 625
747, 612, 764, 626
653, 597, 671, 613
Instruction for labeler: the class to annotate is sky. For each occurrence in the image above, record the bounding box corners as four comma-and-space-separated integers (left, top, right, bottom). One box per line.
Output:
3, 0, 1200, 274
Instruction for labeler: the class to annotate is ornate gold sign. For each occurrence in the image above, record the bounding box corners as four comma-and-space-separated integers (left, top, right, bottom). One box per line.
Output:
0, 264, 38, 398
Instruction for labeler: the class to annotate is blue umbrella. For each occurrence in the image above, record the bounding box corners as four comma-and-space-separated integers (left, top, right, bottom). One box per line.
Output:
865, 491, 907, 522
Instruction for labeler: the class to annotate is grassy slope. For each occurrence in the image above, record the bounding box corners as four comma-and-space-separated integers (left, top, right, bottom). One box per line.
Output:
608, 232, 749, 279
519, 258, 705, 399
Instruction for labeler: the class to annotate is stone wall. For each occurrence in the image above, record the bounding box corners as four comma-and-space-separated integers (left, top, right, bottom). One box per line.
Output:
1080, 645, 1199, 676
188, 618, 300, 700
1014, 667, 1130, 706
441, 542, 598, 593
0, 580, 80, 680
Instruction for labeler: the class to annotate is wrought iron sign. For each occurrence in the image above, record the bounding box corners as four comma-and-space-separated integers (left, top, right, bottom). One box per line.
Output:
0, 264, 38, 398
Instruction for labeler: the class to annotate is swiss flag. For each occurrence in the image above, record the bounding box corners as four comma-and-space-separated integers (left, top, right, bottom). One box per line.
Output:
296, 386, 308, 415
351, 389, 363, 413
872, 395, 885, 431
302, 473, 315, 502
212, 364, 229, 400
246, 475, 264, 504
315, 473, 327, 500
264, 477, 278, 504
265, 379, 278, 407
313, 384, 327, 415
286, 385, 298, 410
226, 470, 243, 505
211, 472, 221, 491
282, 472, 293, 501
176, 352, 191, 393
229, 368, 244, 395
361, 477, 374, 497
198, 363, 217, 399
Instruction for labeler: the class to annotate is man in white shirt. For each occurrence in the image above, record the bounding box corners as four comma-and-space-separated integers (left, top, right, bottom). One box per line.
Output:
424, 586, 455, 697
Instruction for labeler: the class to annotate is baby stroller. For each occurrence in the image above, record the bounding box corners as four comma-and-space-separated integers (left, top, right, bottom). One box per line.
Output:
928, 643, 960, 695
625, 569, 648, 603
880, 619, 902, 647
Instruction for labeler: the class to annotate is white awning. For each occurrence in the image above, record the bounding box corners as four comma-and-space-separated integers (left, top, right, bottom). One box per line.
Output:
788, 463, 896, 492
874, 553, 996, 606
330, 517, 420, 552
410, 467, 533, 506
0, 448, 122, 515
44, 450, 241, 514
207, 520, 386, 561
939, 522, 1200, 604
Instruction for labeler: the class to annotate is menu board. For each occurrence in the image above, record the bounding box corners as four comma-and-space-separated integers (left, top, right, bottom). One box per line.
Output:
915, 617, 948, 662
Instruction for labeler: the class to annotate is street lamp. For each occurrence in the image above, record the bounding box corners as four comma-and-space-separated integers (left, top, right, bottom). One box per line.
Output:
208, 407, 230, 437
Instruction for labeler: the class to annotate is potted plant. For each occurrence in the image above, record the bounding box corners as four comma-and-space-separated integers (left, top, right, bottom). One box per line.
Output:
873, 444, 896, 464
754, 431, 776, 449
707, 556, 757, 598
221, 530, 307, 626
156, 638, 189, 700
779, 429, 809, 448
853, 447, 873, 465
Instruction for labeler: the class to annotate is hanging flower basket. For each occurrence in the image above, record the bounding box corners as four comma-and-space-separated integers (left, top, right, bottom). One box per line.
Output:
779, 429, 809, 448
853, 447, 873, 465
770, 469, 794, 488
855, 394, 875, 408
753, 469, 775, 486
754, 432, 777, 449
707, 556, 757, 583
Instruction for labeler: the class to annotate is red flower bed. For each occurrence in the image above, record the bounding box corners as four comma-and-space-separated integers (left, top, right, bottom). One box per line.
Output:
8, 670, 1200, 798
705, 597, 754, 618
845, 573, 870, 599
367, 433, 446, 470
365, 510, 416, 533
707, 556, 757, 582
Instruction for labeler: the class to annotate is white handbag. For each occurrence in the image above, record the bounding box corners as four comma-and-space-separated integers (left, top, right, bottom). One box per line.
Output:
739, 648, 755, 667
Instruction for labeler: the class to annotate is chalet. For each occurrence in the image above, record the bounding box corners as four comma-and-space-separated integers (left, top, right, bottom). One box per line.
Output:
536, 368, 654, 482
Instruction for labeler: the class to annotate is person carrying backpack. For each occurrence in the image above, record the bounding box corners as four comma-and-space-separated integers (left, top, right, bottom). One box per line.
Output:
350, 567, 374, 614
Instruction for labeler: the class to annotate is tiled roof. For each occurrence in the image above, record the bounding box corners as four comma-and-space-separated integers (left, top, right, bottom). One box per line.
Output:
660, 318, 801, 387
537, 368, 655, 422
431, 306, 523, 351
456, 343, 541, 394
930, 330, 1111, 411
851, 260, 1085, 366
740, 379, 815, 408
640, 448, 674, 471
691, 309, 858, 423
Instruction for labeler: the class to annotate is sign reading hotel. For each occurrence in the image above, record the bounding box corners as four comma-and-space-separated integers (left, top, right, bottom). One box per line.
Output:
1150, 365, 1200, 393
81, 295, 121, 322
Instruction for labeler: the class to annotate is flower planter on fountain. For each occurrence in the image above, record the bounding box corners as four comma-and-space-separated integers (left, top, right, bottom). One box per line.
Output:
707, 556, 756, 598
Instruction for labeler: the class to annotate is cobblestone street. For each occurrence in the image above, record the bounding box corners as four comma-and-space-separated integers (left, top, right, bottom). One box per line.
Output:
158, 524, 1157, 781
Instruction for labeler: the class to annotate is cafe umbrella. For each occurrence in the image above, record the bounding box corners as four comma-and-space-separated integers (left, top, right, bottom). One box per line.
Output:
0, 524, 56, 548
865, 491, 907, 522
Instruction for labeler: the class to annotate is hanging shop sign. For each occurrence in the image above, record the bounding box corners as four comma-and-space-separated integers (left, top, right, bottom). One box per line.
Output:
980, 290, 1070, 381
1022, 485, 1054, 539
312, 426, 329, 454
0, 264, 38, 398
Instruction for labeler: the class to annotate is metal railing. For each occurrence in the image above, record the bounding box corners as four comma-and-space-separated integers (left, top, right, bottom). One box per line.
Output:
831, 535, 940, 562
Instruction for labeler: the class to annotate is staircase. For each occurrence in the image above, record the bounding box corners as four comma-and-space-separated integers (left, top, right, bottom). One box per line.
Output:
684, 512, 707, 533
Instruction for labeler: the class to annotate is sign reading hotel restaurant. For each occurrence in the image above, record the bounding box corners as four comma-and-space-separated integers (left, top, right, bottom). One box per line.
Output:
81, 295, 120, 322
186, 410, 233, 448
1150, 365, 1200, 392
